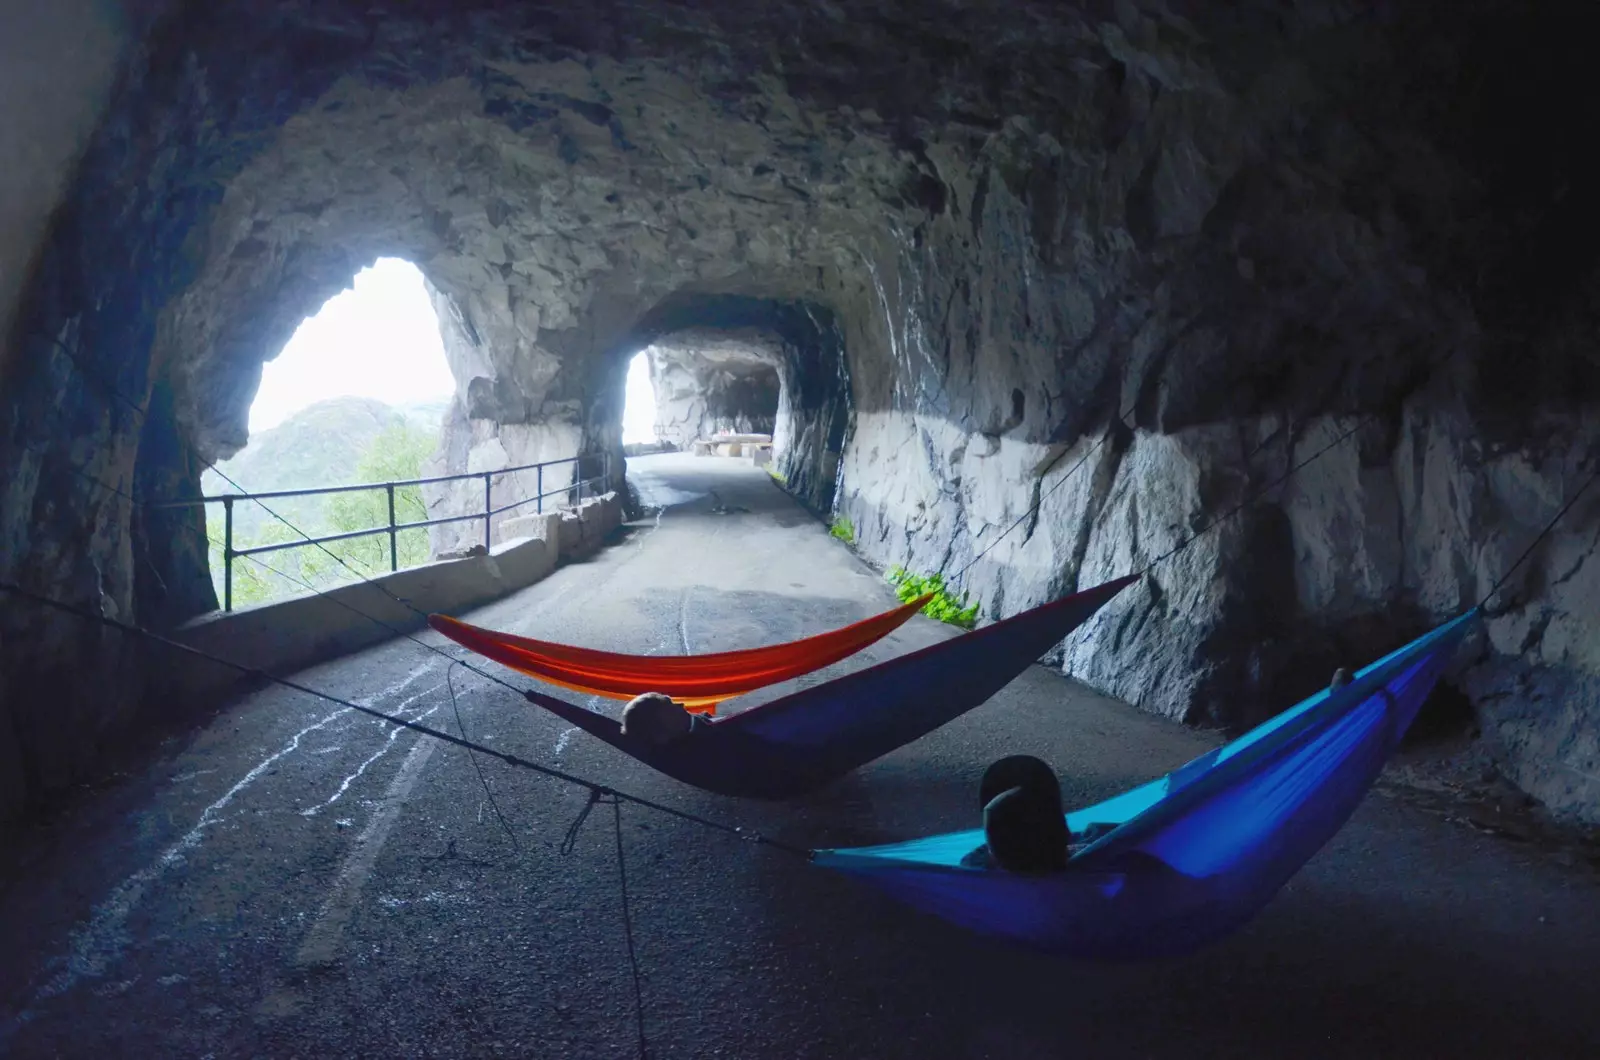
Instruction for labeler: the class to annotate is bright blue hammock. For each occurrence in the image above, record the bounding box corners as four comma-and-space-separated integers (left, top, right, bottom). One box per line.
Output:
812, 609, 1479, 960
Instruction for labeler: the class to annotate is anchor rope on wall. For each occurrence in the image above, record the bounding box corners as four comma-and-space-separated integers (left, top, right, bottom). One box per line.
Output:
7, 326, 1598, 1060
947, 377, 1314, 589
7, 330, 1593, 845
947, 345, 1492, 602
19, 333, 538, 831
23, 331, 537, 699
947, 396, 1142, 586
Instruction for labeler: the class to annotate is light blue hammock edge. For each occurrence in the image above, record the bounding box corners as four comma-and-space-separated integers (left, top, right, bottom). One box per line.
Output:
811, 609, 1480, 960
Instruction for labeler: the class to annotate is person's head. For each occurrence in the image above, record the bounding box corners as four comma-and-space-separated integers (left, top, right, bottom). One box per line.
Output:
979, 754, 1064, 815
621, 692, 693, 744
979, 755, 1069, 873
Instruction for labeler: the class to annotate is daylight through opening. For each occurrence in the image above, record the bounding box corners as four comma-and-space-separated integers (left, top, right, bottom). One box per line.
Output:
622, 350, 658, 447
205, 258, 453, 609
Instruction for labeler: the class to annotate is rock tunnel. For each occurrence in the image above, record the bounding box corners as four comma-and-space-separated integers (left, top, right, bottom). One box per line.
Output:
2, 0, 1599, 833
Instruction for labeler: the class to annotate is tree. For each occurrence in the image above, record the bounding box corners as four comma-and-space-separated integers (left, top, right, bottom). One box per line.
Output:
209, 516, 310, 607
318, 421, 436, 576
208, 418, 439, 608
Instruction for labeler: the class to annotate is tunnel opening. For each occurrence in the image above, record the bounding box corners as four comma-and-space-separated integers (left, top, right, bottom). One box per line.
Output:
611, 294, 852, 516
202, 258, 452, 608
643, 334, 782, 450
621, 350, 660, 451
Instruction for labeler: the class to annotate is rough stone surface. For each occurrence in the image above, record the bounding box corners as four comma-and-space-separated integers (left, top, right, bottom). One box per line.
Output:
497, 510, 561, 547
3, 0, 1600, 823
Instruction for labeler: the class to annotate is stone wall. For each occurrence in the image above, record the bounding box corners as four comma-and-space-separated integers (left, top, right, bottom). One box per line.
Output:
2, 0, 1598, 823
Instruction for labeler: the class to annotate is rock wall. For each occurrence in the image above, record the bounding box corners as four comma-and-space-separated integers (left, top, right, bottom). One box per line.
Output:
647, 330, 782, 448
2, 0, 1598, 823
0, 0, 144, 383
821, 2, 1600, 819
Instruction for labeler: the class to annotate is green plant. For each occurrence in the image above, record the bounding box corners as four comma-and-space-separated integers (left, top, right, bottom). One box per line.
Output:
321, 421, 434, 574
208, 420, 437, 608
886, 565, 981, 629
829, 515, 855, 545
209, 516, 316, 607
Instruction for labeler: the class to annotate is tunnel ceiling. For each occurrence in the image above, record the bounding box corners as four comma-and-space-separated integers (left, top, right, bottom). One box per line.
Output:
168, 52, 917, 464
647, 329, 783, 372
3, 0, 1600, 824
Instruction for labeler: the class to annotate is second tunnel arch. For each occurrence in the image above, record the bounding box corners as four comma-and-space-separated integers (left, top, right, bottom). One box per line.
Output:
644, 332, 783, 448
607, 295, 853, 515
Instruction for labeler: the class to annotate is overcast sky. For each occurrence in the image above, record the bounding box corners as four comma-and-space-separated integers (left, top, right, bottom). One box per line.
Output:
247, 258, 458, 433
622, 351, 655, 444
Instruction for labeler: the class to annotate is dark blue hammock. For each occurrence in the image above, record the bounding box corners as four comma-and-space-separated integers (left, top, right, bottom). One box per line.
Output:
522, 575, 1140, 799
812, 609, 1479, 959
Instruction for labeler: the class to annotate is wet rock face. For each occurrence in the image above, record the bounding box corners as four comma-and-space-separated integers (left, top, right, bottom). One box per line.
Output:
2, 0, 1599, 821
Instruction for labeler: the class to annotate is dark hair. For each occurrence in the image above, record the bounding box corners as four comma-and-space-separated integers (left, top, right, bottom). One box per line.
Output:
978, 755, 1069, 872
978, 754, 1063, 814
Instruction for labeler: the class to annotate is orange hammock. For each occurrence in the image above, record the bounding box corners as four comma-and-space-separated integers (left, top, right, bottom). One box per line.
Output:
428, 592, 934, 713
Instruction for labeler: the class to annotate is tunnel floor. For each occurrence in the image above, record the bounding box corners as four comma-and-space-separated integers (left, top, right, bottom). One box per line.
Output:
2, 454, 1598, 1058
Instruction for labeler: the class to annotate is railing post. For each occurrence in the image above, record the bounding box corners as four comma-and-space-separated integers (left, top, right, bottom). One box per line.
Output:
386, 483, 398, 572
484, 471, 493, 550
577, 459, 584, 505
536, 464, 543, 514
223, 496, 234, 613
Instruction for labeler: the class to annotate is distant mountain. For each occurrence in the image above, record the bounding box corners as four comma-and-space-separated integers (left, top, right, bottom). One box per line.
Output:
397, 397, 451, 436
203, 396, 443, 542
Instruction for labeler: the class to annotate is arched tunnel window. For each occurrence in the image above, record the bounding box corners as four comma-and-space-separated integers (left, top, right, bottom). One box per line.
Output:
204, 258, 453, 606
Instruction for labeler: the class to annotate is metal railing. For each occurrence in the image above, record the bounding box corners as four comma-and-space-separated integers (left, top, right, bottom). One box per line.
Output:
158, 451, 613, 612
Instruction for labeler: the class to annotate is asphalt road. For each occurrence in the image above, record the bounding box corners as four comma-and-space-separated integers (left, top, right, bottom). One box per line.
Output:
3, 454, 1597, 1059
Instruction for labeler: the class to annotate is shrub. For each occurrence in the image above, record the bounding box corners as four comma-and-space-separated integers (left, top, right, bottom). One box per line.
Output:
886, 566, 980, 629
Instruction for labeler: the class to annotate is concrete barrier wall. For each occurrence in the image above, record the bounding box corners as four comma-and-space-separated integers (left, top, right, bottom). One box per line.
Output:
160, 491, 623, 703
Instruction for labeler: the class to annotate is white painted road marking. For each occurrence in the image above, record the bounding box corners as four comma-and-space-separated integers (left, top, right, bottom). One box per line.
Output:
3, 661, 441, 1036
299, 685, 444, 817
293, 727, 440, 968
